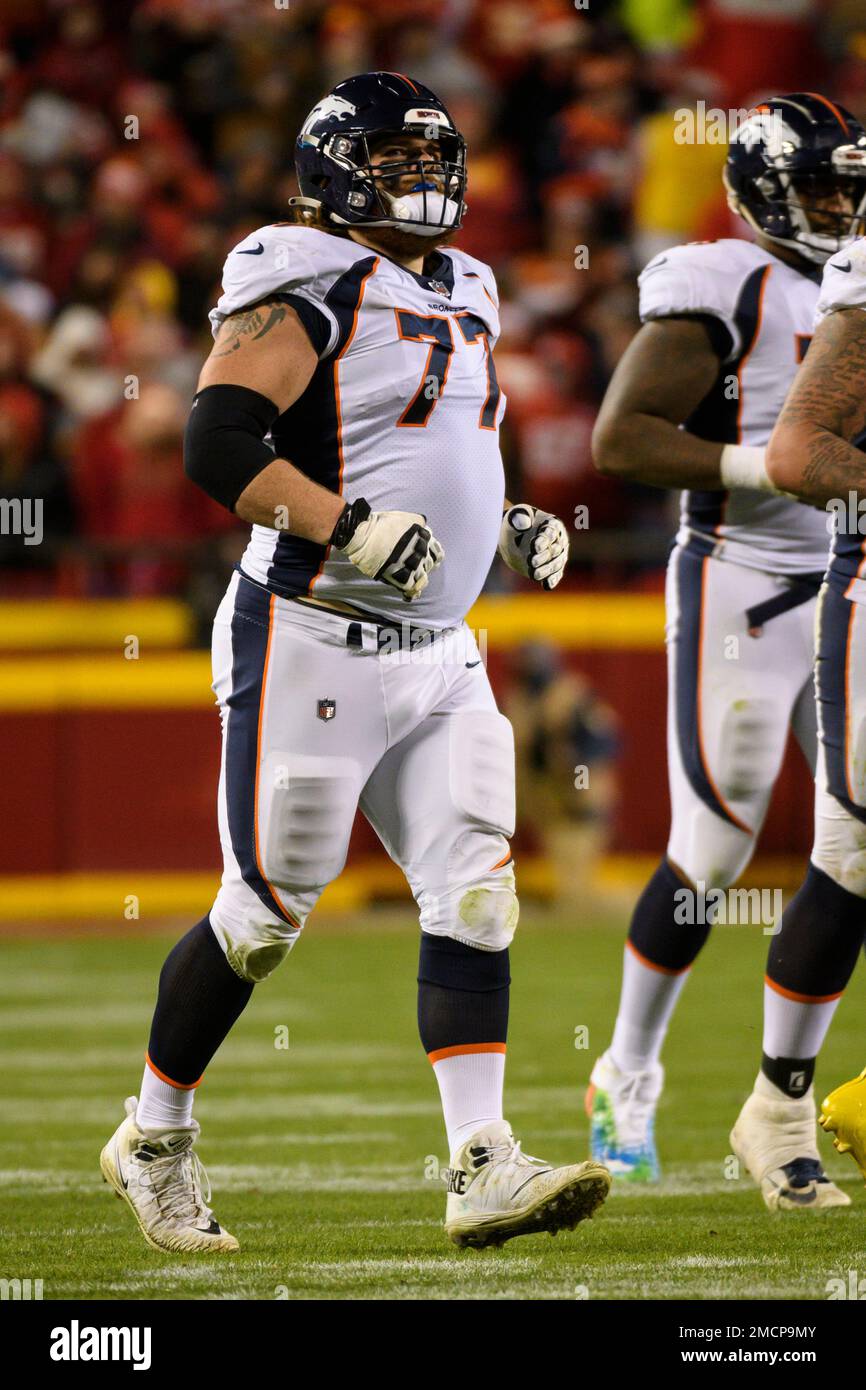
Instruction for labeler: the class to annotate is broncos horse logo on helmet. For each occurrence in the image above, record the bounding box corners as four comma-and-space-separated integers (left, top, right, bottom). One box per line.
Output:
725, 92, 866, 265
293, 71, 467, 236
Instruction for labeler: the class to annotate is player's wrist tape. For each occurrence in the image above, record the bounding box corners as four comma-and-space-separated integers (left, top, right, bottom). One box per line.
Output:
719, 444, 774, 493
330, 497, 372, 549
184, 384, 281, 512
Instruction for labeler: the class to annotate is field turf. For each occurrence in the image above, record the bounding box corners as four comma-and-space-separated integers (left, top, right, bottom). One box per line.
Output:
1, 910, 865, 1301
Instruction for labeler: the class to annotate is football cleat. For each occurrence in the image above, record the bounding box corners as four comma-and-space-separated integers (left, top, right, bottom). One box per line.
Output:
730, 1072, 850, 1211
819, 1066, 866, 1181
99, 1096, 239, 1254
585, 1050, 662, 1182
443, 1119, 610, 1249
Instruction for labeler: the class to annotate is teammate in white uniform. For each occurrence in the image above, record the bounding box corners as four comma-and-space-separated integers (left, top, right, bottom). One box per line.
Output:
586, 94, 866, 1205
734, 199, 866, 1202
99, 72, 610, 1254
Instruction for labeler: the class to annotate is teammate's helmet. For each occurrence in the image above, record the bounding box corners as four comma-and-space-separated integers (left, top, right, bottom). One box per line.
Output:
724, 93, 866, 265
294, 71, 467, 236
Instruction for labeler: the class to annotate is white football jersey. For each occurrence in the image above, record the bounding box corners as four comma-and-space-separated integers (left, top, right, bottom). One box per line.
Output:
209, 223, 506, 629
639, 238, 828, 576
815, 236, 866, 603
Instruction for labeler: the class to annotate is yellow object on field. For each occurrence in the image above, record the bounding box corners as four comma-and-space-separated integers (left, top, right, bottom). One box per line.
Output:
820, 1067, 866, 1182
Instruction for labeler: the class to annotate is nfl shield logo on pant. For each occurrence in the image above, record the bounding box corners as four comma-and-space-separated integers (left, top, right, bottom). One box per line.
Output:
317, 698, 336, 722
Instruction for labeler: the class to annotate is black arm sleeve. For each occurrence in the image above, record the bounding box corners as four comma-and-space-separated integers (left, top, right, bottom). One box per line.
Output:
184, 384, 281, 512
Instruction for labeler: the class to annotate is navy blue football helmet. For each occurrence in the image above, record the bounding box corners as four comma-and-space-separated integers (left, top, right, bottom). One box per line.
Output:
294, 71, 467, 235
724, 93, 866, 264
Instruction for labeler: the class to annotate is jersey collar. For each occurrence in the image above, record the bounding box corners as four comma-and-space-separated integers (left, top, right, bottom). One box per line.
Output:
395, 250, 455, 297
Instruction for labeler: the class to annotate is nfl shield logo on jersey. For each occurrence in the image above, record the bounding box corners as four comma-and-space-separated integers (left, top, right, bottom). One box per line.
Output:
317, 698, 336, 722
428, 279, 450, 297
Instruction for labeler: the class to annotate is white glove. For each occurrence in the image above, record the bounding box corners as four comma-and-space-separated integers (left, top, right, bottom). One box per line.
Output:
332, 498, 444, 602
498, 504, 569, 590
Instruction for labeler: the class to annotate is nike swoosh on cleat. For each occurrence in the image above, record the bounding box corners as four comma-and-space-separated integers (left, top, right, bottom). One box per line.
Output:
237, 243, 265, 255
115, 1143, 129, 1190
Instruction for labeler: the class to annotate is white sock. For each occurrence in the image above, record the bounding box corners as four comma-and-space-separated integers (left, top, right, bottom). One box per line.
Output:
761, 982, 841, 1062
136, 1060, 196, 1133
431, 1049, 506, 1158
609, 944, 690, 1072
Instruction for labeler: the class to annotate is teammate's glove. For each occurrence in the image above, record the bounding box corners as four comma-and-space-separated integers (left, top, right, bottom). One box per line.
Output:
330, 498, 444, 602
498, 504, 569, 590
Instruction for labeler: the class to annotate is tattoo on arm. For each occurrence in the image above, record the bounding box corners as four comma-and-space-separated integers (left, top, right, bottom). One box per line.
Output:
212, 301, 288, 357
777, 308, 866, 501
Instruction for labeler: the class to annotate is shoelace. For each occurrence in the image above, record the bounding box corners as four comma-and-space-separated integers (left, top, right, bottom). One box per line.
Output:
474, 1137, 549, 1172
140, 1148, 215, 1226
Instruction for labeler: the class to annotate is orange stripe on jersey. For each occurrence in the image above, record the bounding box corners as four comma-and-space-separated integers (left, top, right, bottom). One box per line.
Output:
764, 975, 844, 1005
488, 850, 513, 872
735, 264, 771, 444
308, 257, 379, 597
427, 1042, 507, 1064
844, 547, 866, 599
696, 558, 753, 834
626, 939, 690, 977
145, 1052, 203, 1090
803, 92, 850, 134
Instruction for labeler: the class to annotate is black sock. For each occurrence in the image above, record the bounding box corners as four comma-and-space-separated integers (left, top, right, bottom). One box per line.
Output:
761, 1053, 816, 1098
147, 917, 254, 1086
628, 857, 713, 972
417, 934, 510, 1057
761, 864, 866, 1099
765, 863, 866, 1000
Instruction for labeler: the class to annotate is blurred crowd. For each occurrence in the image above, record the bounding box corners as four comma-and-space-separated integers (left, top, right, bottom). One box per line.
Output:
1, 0, 864, 608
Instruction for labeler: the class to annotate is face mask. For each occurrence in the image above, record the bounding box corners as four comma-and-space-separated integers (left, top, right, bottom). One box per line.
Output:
384, 188, 462, 235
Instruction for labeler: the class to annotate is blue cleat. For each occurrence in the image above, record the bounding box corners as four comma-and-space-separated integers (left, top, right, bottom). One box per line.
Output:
585, 1051, 662, 1182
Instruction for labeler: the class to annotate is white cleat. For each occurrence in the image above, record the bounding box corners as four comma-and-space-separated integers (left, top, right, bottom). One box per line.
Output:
443, 1119, 610, 1249
730, 1073, 851, 1212
100, 1096, 239, 1254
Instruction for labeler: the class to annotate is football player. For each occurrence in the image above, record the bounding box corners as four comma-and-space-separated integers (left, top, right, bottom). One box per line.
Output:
733, 190, 866, 1205
99, 72, 609, 1254
587, 94, 866, 1206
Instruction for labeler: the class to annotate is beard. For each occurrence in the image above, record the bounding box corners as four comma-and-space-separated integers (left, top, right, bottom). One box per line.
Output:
349, 222, 460, 263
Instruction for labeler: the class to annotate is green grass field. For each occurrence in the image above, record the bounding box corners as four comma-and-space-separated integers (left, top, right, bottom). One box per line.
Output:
1, 909, 865, 1301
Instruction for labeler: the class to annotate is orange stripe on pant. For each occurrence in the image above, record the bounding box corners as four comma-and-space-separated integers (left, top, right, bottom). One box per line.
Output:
626, 938, 690, 977
145, 1051, 203, 1090
764, 975, 844, 1006
427, 1042, 507, 1065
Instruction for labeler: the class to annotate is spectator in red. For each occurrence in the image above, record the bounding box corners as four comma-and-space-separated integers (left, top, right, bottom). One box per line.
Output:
70, 381, 240, 595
